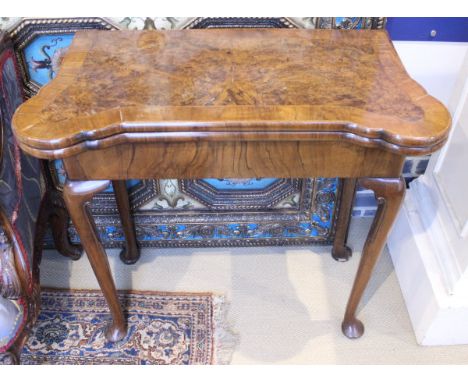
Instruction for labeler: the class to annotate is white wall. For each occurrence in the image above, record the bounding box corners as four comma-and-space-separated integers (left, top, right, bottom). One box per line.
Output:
387, 42, 468, 345
393, 41, 468, 106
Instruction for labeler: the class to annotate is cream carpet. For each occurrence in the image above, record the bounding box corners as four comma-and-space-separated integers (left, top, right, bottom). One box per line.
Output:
40, 218, 468, 364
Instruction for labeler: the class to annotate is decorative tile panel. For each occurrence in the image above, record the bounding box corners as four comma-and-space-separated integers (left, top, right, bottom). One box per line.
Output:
8, 18, 118, 97
68, 177, 339, 247
23, 33, 74, 86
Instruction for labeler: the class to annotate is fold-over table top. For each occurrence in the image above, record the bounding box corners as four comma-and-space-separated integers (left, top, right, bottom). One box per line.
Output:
12, 29, 451, 159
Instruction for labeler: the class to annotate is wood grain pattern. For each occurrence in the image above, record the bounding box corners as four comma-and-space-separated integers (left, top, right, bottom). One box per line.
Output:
12, 29, 450, 159
62, 140, 406, 180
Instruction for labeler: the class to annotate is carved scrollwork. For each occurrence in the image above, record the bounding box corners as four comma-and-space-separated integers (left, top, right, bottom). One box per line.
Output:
314, 178, 337, 223
0, 228, 21, 299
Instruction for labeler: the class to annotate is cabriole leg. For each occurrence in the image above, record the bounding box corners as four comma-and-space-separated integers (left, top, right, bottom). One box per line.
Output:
63, 180, 127, 342
48, 191, 83, 261
112, 180, 140, 265
332, 178, 357, 262
341, 177, 405, 339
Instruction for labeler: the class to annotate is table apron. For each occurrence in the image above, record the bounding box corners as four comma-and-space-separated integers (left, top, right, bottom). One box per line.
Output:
62, 140, 405, 180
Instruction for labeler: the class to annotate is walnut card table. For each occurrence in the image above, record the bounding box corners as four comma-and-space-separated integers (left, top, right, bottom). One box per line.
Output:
12, 29, 451, 341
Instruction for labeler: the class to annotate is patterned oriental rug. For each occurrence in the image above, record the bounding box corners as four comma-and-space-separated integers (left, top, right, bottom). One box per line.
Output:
20, 289, 236, 365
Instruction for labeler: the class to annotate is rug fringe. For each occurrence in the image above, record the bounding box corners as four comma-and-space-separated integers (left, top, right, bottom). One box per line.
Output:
212, 295, 238, 365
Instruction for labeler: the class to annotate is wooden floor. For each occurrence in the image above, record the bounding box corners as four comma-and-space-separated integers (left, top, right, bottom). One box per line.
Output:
40, 218, 468, 364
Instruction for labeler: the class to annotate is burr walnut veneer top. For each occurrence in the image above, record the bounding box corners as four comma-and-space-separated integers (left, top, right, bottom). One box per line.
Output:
12, 29, 451, 159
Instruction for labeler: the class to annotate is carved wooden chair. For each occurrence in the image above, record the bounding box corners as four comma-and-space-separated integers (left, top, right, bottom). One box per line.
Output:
0, 31, 47, 364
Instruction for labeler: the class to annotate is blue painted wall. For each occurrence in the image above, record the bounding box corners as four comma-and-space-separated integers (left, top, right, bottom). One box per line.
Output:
386, 17, 468, 42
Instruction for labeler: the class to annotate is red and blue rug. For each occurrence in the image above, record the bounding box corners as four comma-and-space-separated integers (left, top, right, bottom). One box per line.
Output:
21, 289, 235, 365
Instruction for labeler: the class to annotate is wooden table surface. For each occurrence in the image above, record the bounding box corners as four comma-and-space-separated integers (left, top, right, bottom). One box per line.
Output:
13, 29, 450, 158
12, 29, 451, 343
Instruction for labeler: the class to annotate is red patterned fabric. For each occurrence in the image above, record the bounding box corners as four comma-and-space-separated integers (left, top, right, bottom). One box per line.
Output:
0, 44, 44, 353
